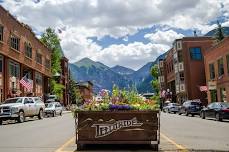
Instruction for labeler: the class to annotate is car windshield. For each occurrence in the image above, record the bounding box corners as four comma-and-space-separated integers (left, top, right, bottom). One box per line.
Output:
45, 103, 54, 108
220, 102, 229, 108
171, 103, 179, 106
3, 98, 23, 104
191, 102, 201, 106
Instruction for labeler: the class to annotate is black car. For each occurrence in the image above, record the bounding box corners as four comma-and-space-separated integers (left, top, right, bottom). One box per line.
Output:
200, 102, 229, 121
178, 100, 202, 116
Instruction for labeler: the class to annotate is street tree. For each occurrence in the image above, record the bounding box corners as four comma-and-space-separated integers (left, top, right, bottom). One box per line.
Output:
150, 64, 159, 95
69, 76, 83, 106
40, 28, 64, 99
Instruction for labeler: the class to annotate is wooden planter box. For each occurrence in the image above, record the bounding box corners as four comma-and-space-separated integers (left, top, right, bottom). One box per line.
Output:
75, 110, 160, 151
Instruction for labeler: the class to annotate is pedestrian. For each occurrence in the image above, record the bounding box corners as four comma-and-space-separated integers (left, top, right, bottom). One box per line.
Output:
160, 100, 163, 111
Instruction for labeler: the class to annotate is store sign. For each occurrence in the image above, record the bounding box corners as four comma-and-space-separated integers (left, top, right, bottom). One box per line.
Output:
91, 117, 143, 138
208, 81, 216, 90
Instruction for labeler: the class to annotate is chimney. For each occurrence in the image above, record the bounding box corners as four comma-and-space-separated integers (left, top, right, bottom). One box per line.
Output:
194, 30, 197, 37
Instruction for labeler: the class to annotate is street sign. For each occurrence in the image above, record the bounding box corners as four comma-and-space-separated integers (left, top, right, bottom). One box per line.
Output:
208, 81, 216, 90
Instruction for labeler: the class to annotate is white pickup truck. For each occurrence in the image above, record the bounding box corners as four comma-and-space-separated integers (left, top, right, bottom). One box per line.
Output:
0, 97, 45, 124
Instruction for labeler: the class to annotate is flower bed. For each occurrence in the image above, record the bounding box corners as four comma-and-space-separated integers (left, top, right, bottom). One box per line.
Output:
74, 87, 160, 151
74, 86, 159, 112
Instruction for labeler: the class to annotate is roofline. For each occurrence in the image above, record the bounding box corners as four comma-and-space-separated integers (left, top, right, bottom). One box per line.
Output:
0, 5, 52, 53
206, 36, 229, 52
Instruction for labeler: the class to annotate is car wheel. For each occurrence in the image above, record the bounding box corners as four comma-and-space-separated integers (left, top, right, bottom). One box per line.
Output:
0, 119, 2, 125
185, 110, 189, 116
201, 111, 205, 119
178, 111, 182, 115
53, 111, 56, 117
38, 109, 44, 119
216, 113, 222, 121
60, 111, 62, 116
18, 111, 25, 123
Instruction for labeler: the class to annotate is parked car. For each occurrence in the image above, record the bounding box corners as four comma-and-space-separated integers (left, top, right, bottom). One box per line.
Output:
200, 102, 229, 121
163, 103, 180, 113
45, 102, 63, 117
0, 97, 45, 125
178, 100, 203, 116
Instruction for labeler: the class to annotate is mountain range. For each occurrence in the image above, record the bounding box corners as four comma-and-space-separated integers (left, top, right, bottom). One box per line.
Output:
69, 54, 165, 94
205, 26, 229, 36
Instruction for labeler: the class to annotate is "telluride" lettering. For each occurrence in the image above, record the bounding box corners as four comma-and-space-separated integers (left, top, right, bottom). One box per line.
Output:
91, 117, 143, 138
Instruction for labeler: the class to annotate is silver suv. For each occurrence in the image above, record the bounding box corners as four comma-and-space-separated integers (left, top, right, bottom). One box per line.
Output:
0, 97, 45, 124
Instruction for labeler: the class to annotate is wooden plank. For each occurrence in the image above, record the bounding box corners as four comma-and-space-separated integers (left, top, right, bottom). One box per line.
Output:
76, 111, 159, 143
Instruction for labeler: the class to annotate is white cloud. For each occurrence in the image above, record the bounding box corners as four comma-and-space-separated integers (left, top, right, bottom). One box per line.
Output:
144, 30, 184, 46
1, 0, 229, 70
92, 42, 169, 70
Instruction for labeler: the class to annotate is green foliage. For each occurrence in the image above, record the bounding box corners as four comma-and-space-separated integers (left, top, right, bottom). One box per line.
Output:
69, 76, 83, 105
151, 95, 160, 104
214, 21, 224, 43
40, 28, 61, 75
50, 80, 64, 99
151, 64, 159, 79
40, 28, 63, 98
151, 80, 159, 95
150, 64, 159, 94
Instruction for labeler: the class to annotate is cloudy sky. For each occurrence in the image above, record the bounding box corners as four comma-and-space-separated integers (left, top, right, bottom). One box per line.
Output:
1, 0, 229, 70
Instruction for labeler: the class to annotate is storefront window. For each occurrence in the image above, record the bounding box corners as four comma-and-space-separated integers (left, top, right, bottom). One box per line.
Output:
35, 72, 43, 95
209, 63, 215, 80
218, 58, 224, 76
8, 60, 20, 94
9, 60, 20, 78
227, 54, 229, 74
0, 56, 2, 73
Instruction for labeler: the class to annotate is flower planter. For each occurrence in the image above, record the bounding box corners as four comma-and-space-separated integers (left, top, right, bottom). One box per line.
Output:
75, 110, 160, 151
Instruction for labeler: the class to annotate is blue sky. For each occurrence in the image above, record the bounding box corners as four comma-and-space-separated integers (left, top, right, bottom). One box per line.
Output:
1, 0, 229, 70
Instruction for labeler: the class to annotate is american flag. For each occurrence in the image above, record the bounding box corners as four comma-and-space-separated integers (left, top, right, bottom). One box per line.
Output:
19, 76, 33, 91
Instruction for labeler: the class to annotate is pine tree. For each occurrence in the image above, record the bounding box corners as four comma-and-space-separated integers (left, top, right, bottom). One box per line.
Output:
69, 76, 83, 105
214, 21, 224, 43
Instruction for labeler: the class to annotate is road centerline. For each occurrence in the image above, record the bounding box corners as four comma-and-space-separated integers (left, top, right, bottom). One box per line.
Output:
160, 132, 189, 152
54, 136, 75, 152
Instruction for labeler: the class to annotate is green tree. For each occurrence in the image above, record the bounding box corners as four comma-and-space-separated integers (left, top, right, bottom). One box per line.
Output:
40, 28, 61, 75
214, 21, 224, 43
150, 64, 159, 94
69, 76, 83, 105
40, 28, 63, 99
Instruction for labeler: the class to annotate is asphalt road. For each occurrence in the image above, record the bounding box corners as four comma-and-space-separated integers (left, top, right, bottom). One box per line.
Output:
0, 112, 75, 152
161, 112, 229, 151
0, 112, 229, 152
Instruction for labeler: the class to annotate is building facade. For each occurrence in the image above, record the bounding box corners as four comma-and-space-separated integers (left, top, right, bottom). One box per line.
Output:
204, 37, 229, 103
159, 37, 214, 105
76, 81, 93, 102
0, 6, 51, 102
60, 57, 69, 106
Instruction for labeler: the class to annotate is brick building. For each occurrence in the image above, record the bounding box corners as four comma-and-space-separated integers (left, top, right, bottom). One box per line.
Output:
0, 6, 51, 102
158, 49, 176, 102
76, 81, 93, 102
204, 37, 229, 103
159, 36, 214, 105
60, 56, 69, 106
